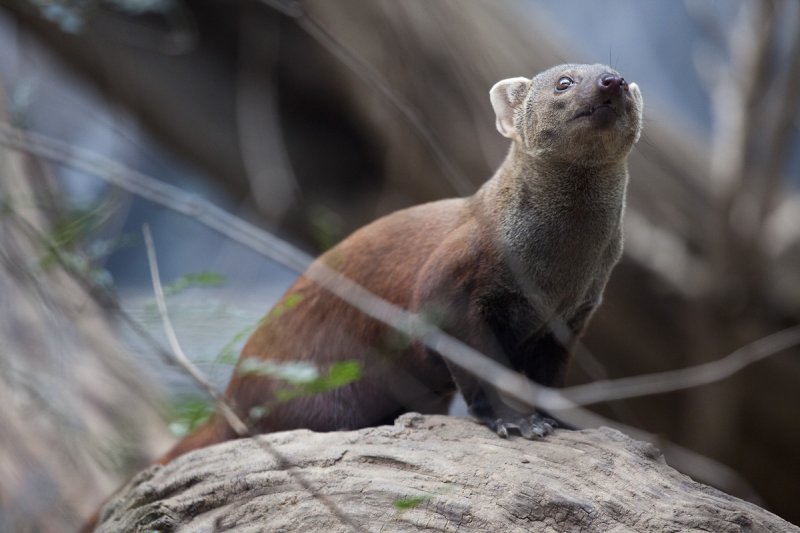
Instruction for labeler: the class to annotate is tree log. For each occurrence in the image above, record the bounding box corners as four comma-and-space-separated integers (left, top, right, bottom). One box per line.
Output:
95, 414, 796, 532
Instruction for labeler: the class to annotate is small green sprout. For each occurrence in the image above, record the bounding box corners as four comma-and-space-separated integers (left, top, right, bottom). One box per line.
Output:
393, 496, 430, 511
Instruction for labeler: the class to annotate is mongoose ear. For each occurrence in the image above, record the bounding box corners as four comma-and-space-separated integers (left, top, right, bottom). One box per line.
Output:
490, 77, 530, 140
628, 82, 644, 143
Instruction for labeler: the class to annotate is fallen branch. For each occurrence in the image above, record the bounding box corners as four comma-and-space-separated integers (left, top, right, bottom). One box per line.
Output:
95, 414, 797, 533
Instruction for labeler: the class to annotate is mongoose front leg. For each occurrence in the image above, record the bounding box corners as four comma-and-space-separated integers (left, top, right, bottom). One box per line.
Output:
452, 305, 593, 439
451, 362, 559, 439
443, 308, 570, 439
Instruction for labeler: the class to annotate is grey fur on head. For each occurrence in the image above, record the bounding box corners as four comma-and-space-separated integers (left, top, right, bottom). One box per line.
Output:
490, 64, 643, 166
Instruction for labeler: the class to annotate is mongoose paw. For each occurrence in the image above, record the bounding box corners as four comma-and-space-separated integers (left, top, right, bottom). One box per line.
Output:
490, 414, 557, 440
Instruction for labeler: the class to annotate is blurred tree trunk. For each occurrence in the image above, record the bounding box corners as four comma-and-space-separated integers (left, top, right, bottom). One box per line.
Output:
0, 83, 170, 533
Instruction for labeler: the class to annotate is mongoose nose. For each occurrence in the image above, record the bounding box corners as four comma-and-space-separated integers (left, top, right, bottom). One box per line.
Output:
598, 74, 628, 95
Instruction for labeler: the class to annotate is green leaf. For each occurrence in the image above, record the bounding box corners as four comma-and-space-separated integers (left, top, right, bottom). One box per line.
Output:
163, 271, 226, 296
238, 360, 320, 383
215, 323, 259, 365
278, 360, 362, 401
393, 496, 429, 510
49, 207, 103, 248
37, 203, 113, 271
167, 394, 215, 437
264, 292, 303, 323
216, 293, 304, 365
324, 361, 362, 388
239, 360, 362, 403
308, 203, 344, 251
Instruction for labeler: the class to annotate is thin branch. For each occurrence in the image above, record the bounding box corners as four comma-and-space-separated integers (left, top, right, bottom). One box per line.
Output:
143, 224, 249, 437
0, 124, 313, 272
142, 223, 368, 533
561, 323, 800, 407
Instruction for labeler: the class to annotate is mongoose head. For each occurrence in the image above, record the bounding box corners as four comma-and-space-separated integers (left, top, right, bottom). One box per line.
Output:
490, 64, 643, 166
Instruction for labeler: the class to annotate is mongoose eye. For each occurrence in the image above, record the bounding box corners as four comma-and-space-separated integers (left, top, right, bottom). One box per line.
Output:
556, 76, 574, 91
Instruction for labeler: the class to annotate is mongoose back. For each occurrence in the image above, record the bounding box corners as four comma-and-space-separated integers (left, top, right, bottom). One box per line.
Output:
162, 63, 643, 461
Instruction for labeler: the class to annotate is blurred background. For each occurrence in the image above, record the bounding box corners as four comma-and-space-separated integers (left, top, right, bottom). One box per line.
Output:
1, 0, 799, 530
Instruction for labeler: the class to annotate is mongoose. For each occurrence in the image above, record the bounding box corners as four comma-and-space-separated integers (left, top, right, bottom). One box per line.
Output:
162, 63, 643, 461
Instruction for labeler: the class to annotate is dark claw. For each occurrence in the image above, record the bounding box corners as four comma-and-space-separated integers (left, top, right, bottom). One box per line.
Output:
495, 419, 510, 438
496, 414, 557, 440
519, 421, 536, 439
476, 413, 558, 439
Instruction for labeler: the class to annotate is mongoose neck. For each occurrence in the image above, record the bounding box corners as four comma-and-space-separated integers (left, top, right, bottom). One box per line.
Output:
477, 142, 629, 216
510, 142, 628, 189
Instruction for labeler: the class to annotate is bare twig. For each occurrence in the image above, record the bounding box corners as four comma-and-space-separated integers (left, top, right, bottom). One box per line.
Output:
561, 323, 800, 406
0, 124, 313, 271
143, 224, 249, 437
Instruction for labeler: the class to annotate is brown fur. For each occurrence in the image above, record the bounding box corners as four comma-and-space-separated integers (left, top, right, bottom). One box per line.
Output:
158, 63, 644, 462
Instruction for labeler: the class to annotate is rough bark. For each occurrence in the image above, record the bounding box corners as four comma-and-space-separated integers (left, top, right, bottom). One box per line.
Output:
95, 414, 796, 532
